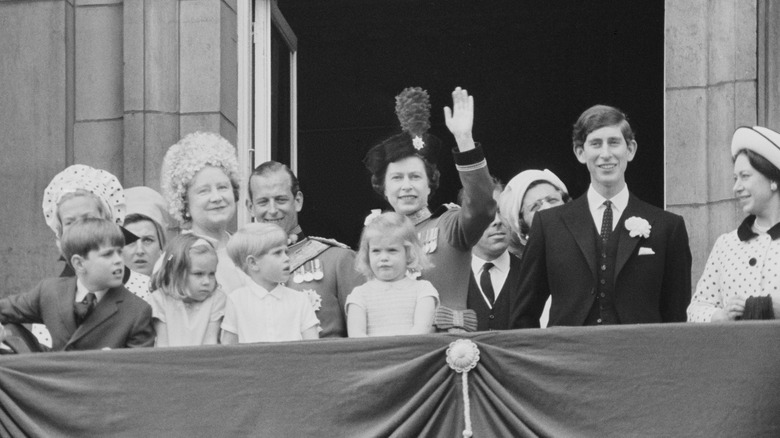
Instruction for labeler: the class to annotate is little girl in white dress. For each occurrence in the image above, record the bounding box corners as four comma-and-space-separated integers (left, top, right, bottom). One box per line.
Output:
347, 212, 439, 337
147, 234, 226, 346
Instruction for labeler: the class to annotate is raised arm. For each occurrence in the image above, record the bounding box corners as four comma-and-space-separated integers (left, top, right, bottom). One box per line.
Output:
444, 87, 475, 152
441, 87, 496, 249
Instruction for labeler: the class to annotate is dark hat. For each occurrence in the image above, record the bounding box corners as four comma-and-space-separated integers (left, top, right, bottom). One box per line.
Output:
731, 126, 780, 170
363, 131, 441, 176
363, 87, 441, 176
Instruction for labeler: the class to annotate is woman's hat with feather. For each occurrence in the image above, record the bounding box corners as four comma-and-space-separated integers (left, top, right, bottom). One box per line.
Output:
363, 87, 442, 177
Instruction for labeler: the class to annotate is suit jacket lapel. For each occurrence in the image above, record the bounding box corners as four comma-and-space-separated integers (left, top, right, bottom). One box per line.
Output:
561, 195, 597, 280
614, 194, 647, 279
58, 277, 79, 336
67, 287, 121, 347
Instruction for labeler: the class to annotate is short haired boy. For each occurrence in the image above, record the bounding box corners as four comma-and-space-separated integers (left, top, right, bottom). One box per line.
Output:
0, 218, 154, 351
221, 223, 319, 343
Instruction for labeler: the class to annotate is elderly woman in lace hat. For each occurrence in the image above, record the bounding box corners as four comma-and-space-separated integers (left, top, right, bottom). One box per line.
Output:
688, 126, 780, 322
161, 131, 248, 293
498, 169, 570, 259
363, 87, 496, 332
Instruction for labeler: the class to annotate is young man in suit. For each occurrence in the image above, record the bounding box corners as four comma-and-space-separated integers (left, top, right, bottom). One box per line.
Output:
465, 181, 522, 330
0, 218, 154, 351
512, 105, 692, 328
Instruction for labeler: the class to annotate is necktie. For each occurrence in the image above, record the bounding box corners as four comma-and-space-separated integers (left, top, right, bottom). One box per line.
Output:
601, 200, 613, 241
479, 262, 496, 305
74, 293, 97, 324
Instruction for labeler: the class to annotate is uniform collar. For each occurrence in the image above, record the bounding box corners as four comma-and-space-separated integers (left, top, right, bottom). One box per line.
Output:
407, 207, 433, 225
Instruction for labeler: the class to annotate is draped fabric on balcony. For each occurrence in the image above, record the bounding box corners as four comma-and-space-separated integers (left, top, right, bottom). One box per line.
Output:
1, 322, 779, 437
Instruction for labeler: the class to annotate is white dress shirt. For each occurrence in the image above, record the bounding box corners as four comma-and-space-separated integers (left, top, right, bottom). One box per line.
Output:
587, 184, 630, 233
470, 251, 510, 308
75, 279, 107, 304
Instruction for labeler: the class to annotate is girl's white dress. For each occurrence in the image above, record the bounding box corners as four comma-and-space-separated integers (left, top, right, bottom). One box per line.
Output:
146, 288, 227, 346
346, 277, 439, 336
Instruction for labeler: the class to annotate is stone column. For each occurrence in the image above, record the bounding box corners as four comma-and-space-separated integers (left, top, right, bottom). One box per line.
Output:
665, 0, 758, 283
122, 0, 237, 191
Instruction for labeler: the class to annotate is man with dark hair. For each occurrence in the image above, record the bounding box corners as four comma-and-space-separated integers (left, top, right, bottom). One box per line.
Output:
247, 161, 364, 338
460, 178, 522, 331
512, 105, 692, 328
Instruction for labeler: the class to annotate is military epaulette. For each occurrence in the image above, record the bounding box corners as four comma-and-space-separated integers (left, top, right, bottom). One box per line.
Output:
309, 236, 351, 249
431, 203, 459, 218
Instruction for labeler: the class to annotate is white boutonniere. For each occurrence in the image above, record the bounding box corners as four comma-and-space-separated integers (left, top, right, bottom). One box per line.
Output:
303, 289, 322, 312
364, 209, 382, 226
625, 216, 651, 239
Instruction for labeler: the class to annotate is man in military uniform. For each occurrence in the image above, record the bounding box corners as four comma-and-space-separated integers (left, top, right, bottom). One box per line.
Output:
246, 161, 364, 337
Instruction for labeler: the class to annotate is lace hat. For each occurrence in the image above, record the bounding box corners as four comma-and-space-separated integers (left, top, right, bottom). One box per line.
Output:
161, 131, 241, 224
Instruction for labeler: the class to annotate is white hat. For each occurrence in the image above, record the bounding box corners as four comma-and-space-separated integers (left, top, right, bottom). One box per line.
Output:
731, 126, 780, 170
42, 164, 125, 237
125, 186, 171, 230
498, 169, 568, 238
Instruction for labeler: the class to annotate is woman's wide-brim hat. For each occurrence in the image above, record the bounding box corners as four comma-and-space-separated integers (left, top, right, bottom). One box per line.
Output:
42, 164, 127, 238
498, 169, 568, 237
731, 126, 780, 170
125, 186, 171, 231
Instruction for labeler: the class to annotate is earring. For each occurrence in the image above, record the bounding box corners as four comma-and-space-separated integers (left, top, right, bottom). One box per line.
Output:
772, 182, 778, 191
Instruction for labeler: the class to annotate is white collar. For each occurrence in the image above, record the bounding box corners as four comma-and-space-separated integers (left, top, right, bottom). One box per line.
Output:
247, 280, 283, 300
75, 279, 107, 303
471, 251, 510, 274
587, 184, 629, 214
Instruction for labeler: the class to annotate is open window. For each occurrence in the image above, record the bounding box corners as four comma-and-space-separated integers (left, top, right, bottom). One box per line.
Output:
237, 0, 298, 224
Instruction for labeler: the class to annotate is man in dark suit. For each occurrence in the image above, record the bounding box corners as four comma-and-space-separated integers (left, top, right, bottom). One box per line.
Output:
512, 105, 692, 328
0, 218, 154, 351
460, 180, 522, 330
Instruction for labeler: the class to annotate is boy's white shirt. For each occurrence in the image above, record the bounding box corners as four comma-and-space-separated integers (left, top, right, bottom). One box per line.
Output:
221, 281, 319, 343
75, 279, 107, 303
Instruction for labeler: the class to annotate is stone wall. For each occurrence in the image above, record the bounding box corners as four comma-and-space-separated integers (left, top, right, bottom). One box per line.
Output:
665, 0, 759, 285
0, 0, 237, 296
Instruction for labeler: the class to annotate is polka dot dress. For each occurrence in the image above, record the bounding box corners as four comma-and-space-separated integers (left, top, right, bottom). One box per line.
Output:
688, 223, 780, 322
125, 270, 152, 300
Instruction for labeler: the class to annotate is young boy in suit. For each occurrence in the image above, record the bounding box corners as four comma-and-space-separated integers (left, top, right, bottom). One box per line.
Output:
0, 218, 154, 351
